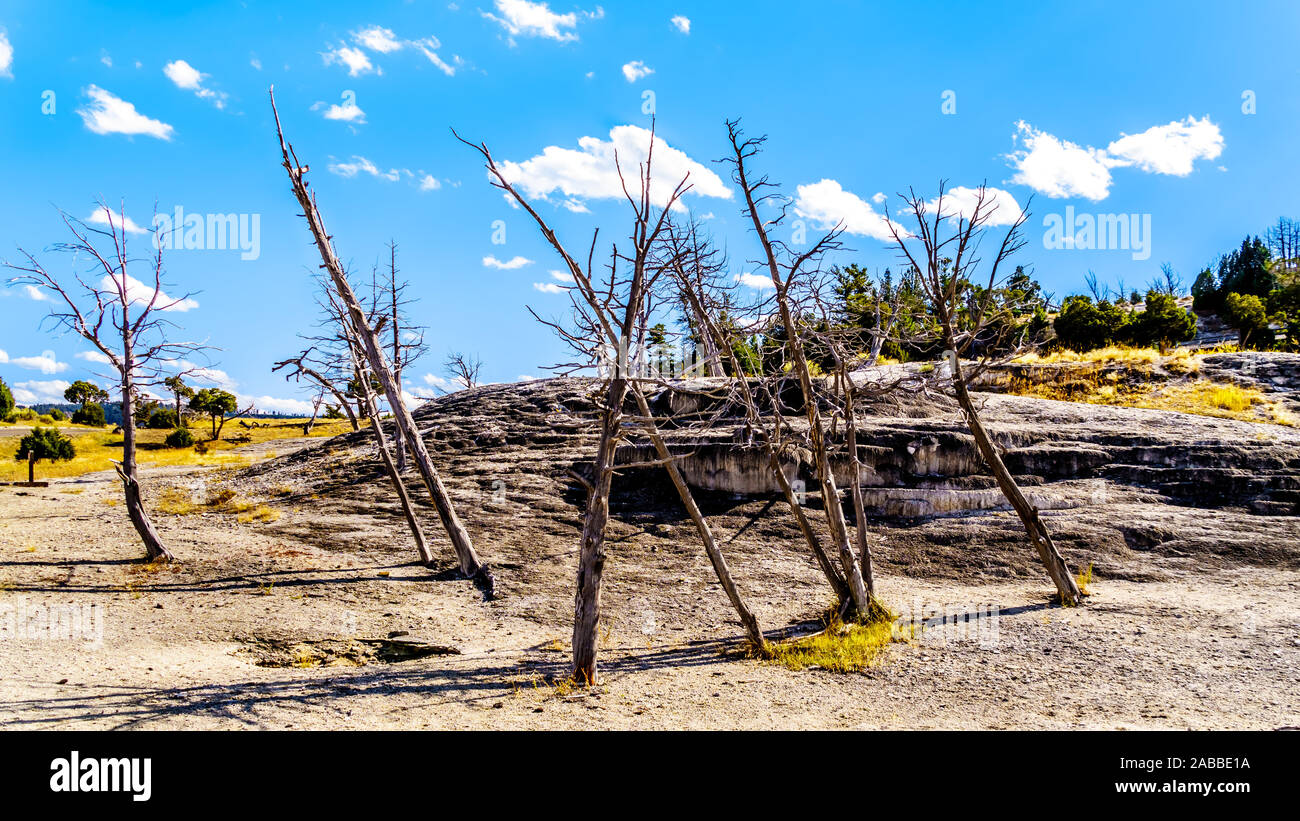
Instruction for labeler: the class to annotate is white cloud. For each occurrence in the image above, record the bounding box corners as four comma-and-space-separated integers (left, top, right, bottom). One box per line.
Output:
86, 208, 148, 235
77, 85, 174, 140
793, 179, 904, 240
622, 60, 653, 83
21, 284, 50, 302
315, 100, 366, 123
250, 56, 262, 71
323, 45, 376, 77
0, 28, 12, 78
1007, 117, 1222, 201
926, 186, 1024, 227
100, 53, 112, 68
99, 274, 199, 312
483, 0, 594, 44
549, 269, 574, 282
191, 366, 235, 389
328, 155, 401, 181
1007, 121, 1114, 201
1105, 116, 1224, 176
76, 350, 112, 365
735, 272, 775, 291
670, 15, 691, 34
10, 379, 72, 405
417, 41, 458, 76
239, 394, 315, 415
483, 255, 533, 270
0, 349, 68, 374
498, 125, 731, 212
422, 373, 458, 394
354, 25, 404, 53
533, 281, 567, 293
163, 60, 226, 108
419, 174, 442, 191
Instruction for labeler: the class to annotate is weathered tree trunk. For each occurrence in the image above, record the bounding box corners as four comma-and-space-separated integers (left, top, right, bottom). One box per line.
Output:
773, 300, 871, 616
27, 452, 34, 483
302, 394, 323, 436
353, 359, 432, 564
271, 94, 487, 585
118, 358, 173, 563
838, 368, 876, 596
730, 133, 872, 619
673, 277, 852, 604
572, 374, 628, 684
630, 386, 767, 652
945, 340, 1082, 605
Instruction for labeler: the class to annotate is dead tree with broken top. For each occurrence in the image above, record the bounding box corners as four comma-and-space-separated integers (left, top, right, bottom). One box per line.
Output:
886, 182, 1083, 605
270, 88, 491, 590
6, 204, 209, 563
722, 120, 875, 618
458, 122, 769, 679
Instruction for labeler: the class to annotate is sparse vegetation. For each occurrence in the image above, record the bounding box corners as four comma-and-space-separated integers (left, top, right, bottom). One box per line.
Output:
766, 616, 907, 672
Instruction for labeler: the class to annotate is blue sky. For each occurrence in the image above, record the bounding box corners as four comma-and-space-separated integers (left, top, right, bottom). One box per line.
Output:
1, 0, 1296, 411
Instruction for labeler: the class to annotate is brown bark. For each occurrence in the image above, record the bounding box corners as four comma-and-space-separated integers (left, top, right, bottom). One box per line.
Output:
118, 355, 173, 563
271, 90, 487, 584
571, 374, 627, 684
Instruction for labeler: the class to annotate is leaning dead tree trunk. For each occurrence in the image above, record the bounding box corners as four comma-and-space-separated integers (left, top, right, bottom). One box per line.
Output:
628, 384, 768, 652
663, 247, 851, 605
887, 182, 1082, 605
724, 120, 873, 618
348, 340, 432, 564
6, 204, 208, 563
270, 89, 489, 588
457, 122, 689, 683
833, 360, 876, 596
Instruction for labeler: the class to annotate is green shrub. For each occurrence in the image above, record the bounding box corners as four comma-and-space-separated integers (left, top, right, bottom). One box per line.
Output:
15, 426, 76, 479
71, 403, 106, 427
49, 408, 66, 421
1223, 292, 1272, 349
147, 407, 179, 429
1128, 292, 1196, 350
0, 377, 13, 420
164, 427, 196, 449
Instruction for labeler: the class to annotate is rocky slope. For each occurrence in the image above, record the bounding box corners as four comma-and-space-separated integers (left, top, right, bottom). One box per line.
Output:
238, 360, 1300, 596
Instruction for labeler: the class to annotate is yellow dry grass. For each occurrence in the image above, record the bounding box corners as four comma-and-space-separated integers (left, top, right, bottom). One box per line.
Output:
1010, 374, 1295, 426
0, 418, 352, 482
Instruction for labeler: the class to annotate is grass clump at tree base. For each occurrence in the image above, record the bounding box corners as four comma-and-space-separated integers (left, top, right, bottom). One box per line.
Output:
762, 598, 910, 672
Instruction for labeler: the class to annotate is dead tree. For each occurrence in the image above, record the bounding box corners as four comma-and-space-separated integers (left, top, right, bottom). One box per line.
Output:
374, 241, 427, 472
276, 285, 433, 564
657, 220, 853, 607
723, 120, 874, 617
6, 204, 208, 562
443, 351, 483, 390
886, 182, 1083, 605
459, 122, 770, 679
270, 88, 490, 588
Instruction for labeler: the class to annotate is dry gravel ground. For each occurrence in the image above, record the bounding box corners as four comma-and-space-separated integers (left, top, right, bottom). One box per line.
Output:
0, 436, 1297, 730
